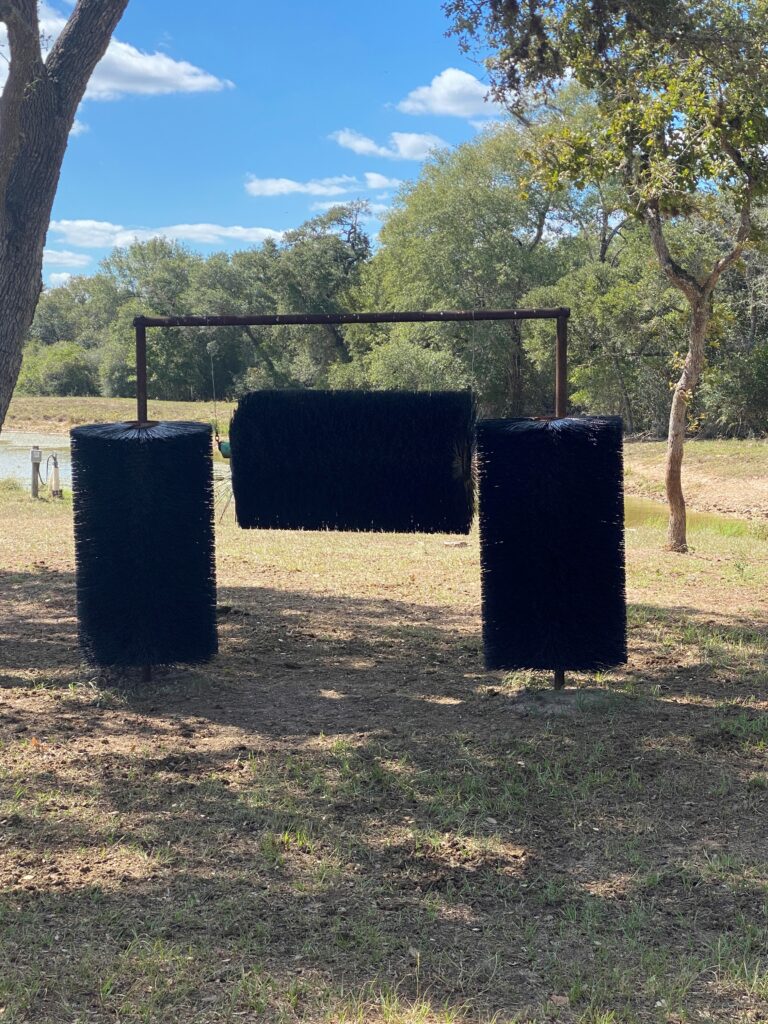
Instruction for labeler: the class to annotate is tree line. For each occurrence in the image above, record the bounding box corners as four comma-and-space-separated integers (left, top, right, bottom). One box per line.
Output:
21, 115, 767, 439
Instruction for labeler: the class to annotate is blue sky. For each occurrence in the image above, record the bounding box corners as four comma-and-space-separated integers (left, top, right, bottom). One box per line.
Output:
32, 1, 501, 286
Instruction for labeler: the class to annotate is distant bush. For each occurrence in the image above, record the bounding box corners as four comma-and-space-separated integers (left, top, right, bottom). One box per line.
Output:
329, 339, 470, 391
701, 344, 768, 436
233, 365, 275, 396
17, 341, 99, 397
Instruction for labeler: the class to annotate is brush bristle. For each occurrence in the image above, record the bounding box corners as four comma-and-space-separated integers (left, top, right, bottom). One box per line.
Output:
476, 417, 626, 672
230, 390, 477, 533
70, 421, 217, 667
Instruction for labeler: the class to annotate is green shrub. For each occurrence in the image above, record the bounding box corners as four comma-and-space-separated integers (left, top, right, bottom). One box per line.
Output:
17, 341, 99, 397
701, 344, 768, 437
328, 339, 469, 391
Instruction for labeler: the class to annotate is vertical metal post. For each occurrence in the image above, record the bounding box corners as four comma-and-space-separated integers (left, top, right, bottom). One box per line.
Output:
135, 319, 148, 425
554, 312, 569, 692
134, 319, 151, 684
555, 312, 568, 419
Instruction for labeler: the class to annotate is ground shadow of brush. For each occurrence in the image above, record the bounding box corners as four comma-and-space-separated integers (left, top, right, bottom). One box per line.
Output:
2, 566, 766, 733
0, 567, 78, 689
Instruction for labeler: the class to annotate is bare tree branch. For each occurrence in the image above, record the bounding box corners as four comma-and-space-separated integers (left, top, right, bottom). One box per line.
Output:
599, 215, 629, 262
527, 199, 549, 250
705, 193, 752, 292
642, 202, 702, 302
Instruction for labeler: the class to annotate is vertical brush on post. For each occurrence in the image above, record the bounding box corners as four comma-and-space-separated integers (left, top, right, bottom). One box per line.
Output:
135, 318, 150, 682
68, 318, 218, 678
554, 313, 568, 690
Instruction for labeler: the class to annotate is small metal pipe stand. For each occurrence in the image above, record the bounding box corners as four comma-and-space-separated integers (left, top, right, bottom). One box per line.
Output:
135, 321, 152, 684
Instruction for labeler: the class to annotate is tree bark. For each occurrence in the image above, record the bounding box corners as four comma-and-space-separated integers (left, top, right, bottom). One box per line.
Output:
0, 0, 129, 431
665, 296, 710, 552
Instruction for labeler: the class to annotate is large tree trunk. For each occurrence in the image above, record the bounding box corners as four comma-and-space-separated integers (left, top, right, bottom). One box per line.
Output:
665, 295, 710, 552
0, 0, 129, 432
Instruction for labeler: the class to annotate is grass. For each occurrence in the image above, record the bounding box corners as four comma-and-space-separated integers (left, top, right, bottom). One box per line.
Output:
0, 425, 767, 1022
4, 395, 236, 434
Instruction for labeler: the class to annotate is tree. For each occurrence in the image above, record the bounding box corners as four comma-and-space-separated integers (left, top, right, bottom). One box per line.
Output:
25, 205, 373, 400
0, 0, 129, 430
17, 339, 98, 396
523, 221, 689, 434
354, 127, 561, 415
446, 0, 768, 550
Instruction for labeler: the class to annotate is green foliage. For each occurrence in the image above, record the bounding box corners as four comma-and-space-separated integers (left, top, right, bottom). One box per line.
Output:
329, 338, 470, 391
446, 1, 768, 212
700, 345, 768, 437
17, 341, 99, 397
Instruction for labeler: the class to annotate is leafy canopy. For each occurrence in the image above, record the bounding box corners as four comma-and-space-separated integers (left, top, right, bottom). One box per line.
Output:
445, 0, 768, 214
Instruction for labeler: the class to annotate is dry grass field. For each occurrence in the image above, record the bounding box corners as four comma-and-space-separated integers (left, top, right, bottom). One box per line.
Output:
1, 399, 767, 1022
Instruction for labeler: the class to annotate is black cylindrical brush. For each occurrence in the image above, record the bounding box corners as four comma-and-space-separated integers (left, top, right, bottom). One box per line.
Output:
70, 421, 217, 668
476, 416, 626, 672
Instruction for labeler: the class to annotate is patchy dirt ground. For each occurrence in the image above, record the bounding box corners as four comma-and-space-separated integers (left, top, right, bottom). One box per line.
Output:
624, 438, 768, 520
0, 477, 767, 1023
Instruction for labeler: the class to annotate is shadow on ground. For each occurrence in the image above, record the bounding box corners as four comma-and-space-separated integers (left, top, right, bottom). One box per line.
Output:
1, 565, 768, 1022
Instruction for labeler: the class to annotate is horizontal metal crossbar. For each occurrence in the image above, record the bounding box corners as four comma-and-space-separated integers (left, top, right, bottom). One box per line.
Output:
134, 307, 569, 329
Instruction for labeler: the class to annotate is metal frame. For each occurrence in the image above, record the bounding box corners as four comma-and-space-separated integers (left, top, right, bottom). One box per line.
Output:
133, 305, 571, 687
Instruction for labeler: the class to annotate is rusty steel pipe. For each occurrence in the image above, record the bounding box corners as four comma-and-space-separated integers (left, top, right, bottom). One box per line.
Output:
555, 314, 568, 419
135, 321, 148, 425
134, 307, 569, 330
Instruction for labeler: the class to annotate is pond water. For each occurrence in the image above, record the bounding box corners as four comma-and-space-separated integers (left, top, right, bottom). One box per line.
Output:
0, 430, 761, 536
0, 431, 72, 487
0, 430, 231, 490
624, 495, 763, 536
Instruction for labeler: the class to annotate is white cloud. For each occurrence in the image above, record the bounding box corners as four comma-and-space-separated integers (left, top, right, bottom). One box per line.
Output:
364, 172, 402, 189
48, 272, 72, 287
329, 129, 391, 158
1, 6, 232, 99
330, 129, 447, 161
245, 175, 359, 197
69, 119, 89, 137
246, 172, 403, 198
85, 40, 233, 101
49, 220, 282, 249
397, 68, 494, 118
43, 248, 92, 268
390, 132, 447, 160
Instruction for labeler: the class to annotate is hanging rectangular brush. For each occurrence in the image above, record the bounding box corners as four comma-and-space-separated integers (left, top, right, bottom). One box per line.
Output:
229, 389, 476, 533
476, 417, 626, 672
